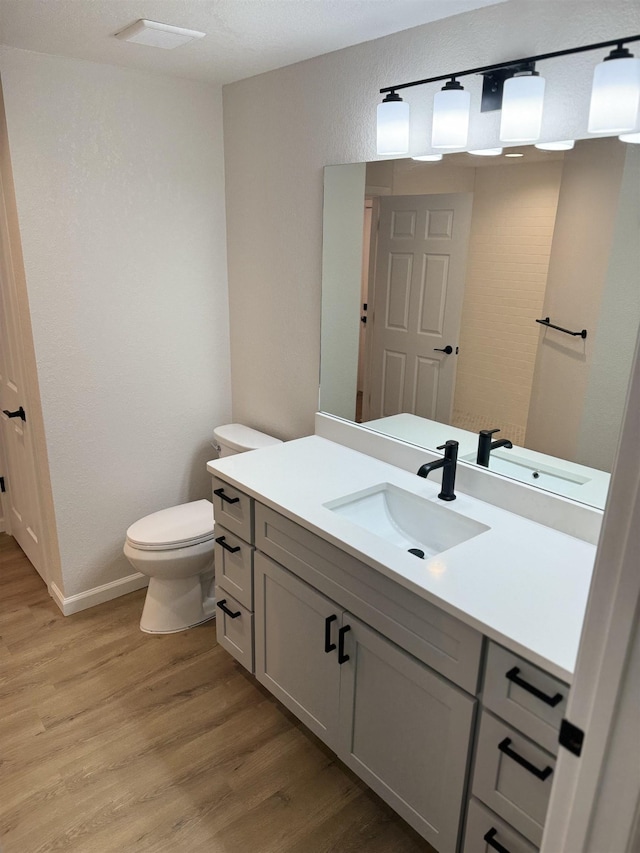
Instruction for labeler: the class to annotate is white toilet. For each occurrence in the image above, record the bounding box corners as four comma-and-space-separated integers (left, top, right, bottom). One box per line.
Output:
124, 424, 282, 633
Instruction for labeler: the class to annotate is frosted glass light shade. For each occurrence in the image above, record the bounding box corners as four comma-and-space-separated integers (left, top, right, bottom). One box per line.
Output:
535, 140, 575, 150
469, 148, 503, 156
377, 97, 410, 155
500, 73, 546, 142
412, 153, 443, 161
432, 85, 471, 149
588, 56, 640, 132
619, 131, 640, 143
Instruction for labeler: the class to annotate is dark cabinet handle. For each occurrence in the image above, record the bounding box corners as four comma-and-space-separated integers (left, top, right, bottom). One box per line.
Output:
215, 535, 241, 554
506, 666, 563, 707
338, 625, 351, 664
498, 738, 553, 781
324, 614, 337, 653
484, 828, 512, 853
213, 487, 240, 505
3, 406, 26, 422
217, 599, 241, 619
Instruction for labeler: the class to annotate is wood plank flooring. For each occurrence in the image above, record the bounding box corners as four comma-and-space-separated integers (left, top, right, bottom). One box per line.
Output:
0, 534, 435, 853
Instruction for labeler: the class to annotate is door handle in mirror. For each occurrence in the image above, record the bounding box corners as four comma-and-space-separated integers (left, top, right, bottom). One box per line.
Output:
3, 406, 26, 422
433, 346, 453, 354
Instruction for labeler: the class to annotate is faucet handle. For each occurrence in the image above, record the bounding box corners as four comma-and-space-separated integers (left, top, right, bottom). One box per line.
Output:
479, 428, 500, 437
437, 440, 459, 451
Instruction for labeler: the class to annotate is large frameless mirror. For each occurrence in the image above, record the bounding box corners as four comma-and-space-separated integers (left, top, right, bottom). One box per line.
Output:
320, 138, 640, 509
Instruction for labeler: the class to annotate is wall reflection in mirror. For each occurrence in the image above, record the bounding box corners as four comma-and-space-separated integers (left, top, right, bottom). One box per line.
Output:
320, 138, 640, 509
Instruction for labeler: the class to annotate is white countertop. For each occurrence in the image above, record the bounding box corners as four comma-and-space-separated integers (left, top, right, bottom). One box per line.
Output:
207, 436, 597, 684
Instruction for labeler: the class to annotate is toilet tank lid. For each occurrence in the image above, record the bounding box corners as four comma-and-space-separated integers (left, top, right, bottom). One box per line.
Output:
213, 423, 283, 452
126, 499, 214, 548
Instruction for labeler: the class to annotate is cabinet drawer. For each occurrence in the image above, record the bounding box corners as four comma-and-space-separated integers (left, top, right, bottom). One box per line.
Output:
215, 586, 254, 673
212, 477, 253, 542
255, 502, 482, 692
214, 526, 253, 610
472, 711, 555, 846
463, 798, 538, 853
483, 643, 568, 755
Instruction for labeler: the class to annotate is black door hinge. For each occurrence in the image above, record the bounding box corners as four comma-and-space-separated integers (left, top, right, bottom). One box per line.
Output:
559, 718, 585, 757
0, 476, 5, 493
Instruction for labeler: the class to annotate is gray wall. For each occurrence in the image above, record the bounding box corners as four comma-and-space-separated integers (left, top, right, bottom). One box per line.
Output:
0, 48, 231, 597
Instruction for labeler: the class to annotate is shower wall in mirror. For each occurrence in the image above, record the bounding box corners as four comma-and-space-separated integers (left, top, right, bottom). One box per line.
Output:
319, 138, 640, 508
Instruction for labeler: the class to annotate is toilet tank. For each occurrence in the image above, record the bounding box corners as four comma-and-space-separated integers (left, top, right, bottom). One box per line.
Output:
213, 423, 282, 457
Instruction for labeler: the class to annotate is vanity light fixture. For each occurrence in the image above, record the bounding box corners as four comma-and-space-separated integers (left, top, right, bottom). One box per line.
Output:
536, 140, 575, 150
376, 91, 410, 155
432, 79, 471, 148
412, 153, 443, 161
588, 44, 640, 133
376, 34, 640, 156
504, 152, 524, 158
468, 148, 503, 156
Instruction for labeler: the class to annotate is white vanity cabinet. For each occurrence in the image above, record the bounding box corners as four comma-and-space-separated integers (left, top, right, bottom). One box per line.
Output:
210, 475, 573, 853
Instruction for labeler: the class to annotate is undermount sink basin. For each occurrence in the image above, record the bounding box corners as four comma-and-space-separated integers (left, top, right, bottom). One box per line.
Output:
461, 450, 590, 489
324, 483, 489, 559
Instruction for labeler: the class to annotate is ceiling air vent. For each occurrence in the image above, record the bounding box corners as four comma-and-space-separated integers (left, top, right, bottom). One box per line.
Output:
115, 20, 206, 50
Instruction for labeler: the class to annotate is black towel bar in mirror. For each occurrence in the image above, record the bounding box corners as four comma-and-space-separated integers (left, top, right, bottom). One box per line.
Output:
536, 317, 587, 339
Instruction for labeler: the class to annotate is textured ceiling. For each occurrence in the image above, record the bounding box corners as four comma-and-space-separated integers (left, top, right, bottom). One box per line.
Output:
0, 0, 509, 86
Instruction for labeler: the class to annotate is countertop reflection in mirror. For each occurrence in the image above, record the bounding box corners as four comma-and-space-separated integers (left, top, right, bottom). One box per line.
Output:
320, 138, 640, 509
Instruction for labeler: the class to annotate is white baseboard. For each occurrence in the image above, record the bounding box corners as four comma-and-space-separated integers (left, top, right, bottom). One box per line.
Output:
50, 573, 149, 616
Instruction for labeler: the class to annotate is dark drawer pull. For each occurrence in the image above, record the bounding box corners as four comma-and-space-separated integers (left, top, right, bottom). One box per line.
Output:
213, 487, 240, 505
217, 599, 241, 619
506, 666, 563, 707
215, 535, 241, 554
484, 828, 512, 853
324, 614, 337, 653
498, 737, 553, 781
338, 625, 351, 664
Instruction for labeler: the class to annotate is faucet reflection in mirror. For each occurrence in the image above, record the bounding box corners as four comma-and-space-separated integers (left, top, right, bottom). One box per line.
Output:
319, 138, 640, 510
376, 35, 640, 154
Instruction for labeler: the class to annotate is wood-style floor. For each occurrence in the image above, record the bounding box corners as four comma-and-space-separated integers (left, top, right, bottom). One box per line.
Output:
0, 534, 435, 853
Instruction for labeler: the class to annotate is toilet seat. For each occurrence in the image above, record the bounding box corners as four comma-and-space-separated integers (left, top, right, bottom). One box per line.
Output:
126, 499, 214, 551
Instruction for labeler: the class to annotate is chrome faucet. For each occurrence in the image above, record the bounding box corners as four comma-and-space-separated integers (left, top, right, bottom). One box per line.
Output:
476, 428, 513, 467
417, 440, 458, 501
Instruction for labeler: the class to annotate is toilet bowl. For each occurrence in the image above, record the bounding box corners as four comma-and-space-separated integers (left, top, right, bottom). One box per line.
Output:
124, 499, 216, 633
124, 424, 282, 633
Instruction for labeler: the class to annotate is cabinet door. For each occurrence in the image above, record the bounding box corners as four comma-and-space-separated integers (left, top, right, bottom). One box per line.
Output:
338, 614, 475, 853
254, 552, 342, 751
